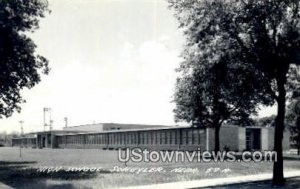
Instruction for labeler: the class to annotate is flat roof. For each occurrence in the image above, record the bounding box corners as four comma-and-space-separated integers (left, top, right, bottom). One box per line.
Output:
31, 130, 93, 134
54, 126, 205, 136
63, 122, 172, 129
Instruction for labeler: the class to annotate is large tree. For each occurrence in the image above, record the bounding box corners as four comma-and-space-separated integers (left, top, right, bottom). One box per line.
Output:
169, 0, 300, 185
171, 0, 273, 152
173, 48, 272, 152
0, 0, 49, 118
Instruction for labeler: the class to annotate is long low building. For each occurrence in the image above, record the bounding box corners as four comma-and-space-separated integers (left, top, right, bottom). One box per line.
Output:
11, 123, 290, 151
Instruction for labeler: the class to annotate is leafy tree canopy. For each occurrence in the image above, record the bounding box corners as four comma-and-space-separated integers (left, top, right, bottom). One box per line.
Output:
169, 0, 300, 185
171, 0, 276, 151
0, 0, 49, 118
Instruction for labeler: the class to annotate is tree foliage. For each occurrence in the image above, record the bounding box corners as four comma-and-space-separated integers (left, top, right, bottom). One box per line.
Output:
286, 76, 300, 154
254, 115, 276, 127
171, 0, 274, 151
286, 100, 300, 153
0, 0, 49, 118
173, 48, 274, 151
169, 0, 300, 185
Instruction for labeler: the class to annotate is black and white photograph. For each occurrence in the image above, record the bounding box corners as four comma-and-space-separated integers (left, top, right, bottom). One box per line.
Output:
0, 0, 300, 188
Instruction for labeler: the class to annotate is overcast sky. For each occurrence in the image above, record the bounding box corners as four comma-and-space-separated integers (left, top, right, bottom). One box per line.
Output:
0, 0, 276, 133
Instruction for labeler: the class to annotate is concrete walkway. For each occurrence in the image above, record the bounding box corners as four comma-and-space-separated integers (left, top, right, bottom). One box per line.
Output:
0, 182, 13, 189
115, 170, 300, 189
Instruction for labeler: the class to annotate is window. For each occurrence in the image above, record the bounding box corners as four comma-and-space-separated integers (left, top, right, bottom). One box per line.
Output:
159, 132, 162, 145
185, 130, 188, 144
146, 132, 149, 144
151, 132, 154, 144
194, 129, 199, 144
123, 133, 126, 144
131, 133, 134, 144
188, 129, 193, 144
141, 132, 144, 144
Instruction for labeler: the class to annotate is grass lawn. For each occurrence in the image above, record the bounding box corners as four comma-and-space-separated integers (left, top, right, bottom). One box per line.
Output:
0, 147, 299, 189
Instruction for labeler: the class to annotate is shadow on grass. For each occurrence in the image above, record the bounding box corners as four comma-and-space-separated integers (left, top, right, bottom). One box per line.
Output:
0, 161, 110, 189
283, 156, 300, 161
199, 177, 300, 189
0, 161, 37, 165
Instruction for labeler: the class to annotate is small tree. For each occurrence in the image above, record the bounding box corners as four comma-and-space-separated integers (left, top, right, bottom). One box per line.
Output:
0, 0, 49, 117
286, 92, 300, 155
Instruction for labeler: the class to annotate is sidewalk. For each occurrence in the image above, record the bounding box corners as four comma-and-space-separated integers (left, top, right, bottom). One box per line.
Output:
115, 170, 300, 189
0, 182, 13, 189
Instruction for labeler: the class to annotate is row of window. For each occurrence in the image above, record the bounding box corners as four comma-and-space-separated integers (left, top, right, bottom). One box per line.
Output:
59, 129, 204, 146
12, 138, 36, 146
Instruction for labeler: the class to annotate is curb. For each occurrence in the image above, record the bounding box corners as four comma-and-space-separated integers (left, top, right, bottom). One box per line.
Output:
113, 170, 300, 189
0, 183, 13, 189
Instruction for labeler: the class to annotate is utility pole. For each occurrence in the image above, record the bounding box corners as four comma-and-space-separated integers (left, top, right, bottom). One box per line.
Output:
43, 107, 48, 131
43, 107, 52, 131
49, 109, 53, 131
19, 120, 24, 158
50, 120, 53, 131
64, 117, 68, 128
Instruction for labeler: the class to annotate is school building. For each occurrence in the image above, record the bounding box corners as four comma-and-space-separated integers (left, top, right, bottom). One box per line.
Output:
11, 123, 290, 151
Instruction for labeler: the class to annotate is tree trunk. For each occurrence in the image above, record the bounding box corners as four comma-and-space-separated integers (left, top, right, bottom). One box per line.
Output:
298, 117, 300, 155
272, 78, 286, 186
297, 134, 300, 155
214, 124, 220, 152
297, 139, 300, 155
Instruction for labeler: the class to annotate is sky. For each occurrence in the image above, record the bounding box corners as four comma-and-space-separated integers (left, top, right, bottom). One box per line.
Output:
0, 0, 276, 133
